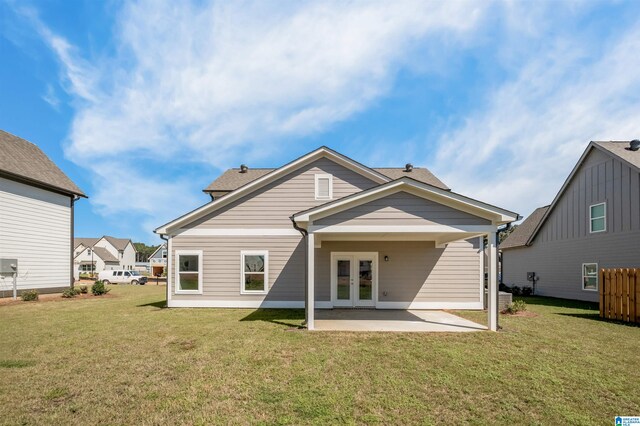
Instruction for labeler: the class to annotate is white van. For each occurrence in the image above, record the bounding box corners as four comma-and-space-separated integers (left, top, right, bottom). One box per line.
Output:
98, 270, 148, 285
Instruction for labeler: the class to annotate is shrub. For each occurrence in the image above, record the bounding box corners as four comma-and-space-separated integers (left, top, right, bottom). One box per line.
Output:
79, 285, 88, 294
504, 299, 527, 314
21, 290, 39, 301
499, 283, 509, 292
62, 288, 79, 298
510, 285, 522, 296
521, 286, 533, 296
92, 280, 110, 296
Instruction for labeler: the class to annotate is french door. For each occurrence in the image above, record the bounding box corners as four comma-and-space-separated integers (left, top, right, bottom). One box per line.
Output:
331, 252, 377, 307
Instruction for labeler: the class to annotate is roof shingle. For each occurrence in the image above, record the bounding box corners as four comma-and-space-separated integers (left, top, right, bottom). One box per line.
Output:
500, 206, 549, 250
0, 130, 86, 197
203, 166, 448, 194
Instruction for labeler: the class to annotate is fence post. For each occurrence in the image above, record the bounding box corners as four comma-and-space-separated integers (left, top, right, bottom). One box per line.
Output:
607, 269, 614, 320
623, 269, 630, 322
599, 269, 604, 318
630, 269, 636, 323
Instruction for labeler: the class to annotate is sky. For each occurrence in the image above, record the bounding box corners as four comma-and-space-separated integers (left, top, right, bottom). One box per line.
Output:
1, 0, 640, 244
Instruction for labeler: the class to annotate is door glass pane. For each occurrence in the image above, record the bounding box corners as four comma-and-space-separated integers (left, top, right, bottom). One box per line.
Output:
337, 260, 350, 300
359, 260, 373, 301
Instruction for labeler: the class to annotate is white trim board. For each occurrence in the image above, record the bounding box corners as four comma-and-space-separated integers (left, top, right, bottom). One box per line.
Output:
168, 300, 334, 309
175, 228, 302, 236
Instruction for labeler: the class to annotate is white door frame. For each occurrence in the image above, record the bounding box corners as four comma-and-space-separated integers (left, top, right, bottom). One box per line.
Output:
330, 252, 378, 308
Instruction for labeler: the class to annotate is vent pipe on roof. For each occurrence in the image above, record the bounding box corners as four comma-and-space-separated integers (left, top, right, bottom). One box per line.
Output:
240, 164, 249, 173
630, 140, 640, 151
404, 163, 413, 172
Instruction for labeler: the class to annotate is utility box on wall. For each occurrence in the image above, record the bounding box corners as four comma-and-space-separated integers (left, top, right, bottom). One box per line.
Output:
0, 258, 18, 274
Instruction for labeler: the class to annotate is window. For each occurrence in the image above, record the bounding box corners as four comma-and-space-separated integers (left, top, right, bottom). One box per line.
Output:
116, 271, 123, 276
241, 251, 268, 294
315, 174, 333, 200
162, 250, 167, 259
582, 263, 598, 291
175, 250, 203, 294
590, 202, 606, 233
87, 249, 92, 255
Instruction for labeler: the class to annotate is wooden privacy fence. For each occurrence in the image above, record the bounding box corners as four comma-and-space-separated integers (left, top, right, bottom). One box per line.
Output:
600, 268, 640, 323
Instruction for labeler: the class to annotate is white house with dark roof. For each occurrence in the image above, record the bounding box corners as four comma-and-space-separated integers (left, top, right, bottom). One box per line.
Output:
0, 130, 86, 296
156, 146, 519, 331
73, 236, 137, 279
501, 140, 640, 302
148, 243, 167, 276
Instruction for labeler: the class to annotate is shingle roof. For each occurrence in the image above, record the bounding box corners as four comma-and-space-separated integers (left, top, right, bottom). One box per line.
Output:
0, 130, 86, 197
203, 166, 448, 193
500, 206, 549, 250
92, 246, 119, 263
74, 238, 99, 249
103, 236, 133, 251
593, 141, 640, 170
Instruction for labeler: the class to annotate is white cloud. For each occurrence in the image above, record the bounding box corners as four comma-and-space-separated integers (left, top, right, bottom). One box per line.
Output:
17, 0, 496, 239
42, 84, 60, 109
433, 23, 640, 219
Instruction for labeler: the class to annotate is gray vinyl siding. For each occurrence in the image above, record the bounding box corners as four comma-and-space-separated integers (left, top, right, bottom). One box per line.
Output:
502, 148, 640, 301
187, 157, 379, 229
315, 191, 491, 227
0, 176, 71, 293
171, 235, 305, 301
316, 239, 482, 304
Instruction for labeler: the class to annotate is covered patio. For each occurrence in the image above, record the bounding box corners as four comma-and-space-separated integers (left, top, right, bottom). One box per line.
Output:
314, 309, 486, 332
292, 177, 520, 332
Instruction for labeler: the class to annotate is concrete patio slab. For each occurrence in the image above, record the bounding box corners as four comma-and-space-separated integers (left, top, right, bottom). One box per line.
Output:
314, 309, 486, 332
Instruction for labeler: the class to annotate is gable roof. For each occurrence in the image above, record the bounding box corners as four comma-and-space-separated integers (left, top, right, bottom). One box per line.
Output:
74, 238, 99, 249
0, 130, 86, 197
292, 177, 519, 225
499, 206, 549, 250
525, 140, 640, 246
102, 236, 134, 252
204, 166, 448, 194
156, 146, 393, 234
92, 247, 119, 263
149, 243, 166, 258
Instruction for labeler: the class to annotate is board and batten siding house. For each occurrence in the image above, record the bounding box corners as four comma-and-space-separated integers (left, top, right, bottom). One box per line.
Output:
501, 140, 640, 302
156, 147, 519, 330
0, 130, 86, 296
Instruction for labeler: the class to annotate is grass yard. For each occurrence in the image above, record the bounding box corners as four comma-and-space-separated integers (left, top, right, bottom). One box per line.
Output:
1, 286, 639, 425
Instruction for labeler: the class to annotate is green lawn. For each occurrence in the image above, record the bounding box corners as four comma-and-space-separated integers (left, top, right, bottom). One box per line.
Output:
1, 286, 639, 425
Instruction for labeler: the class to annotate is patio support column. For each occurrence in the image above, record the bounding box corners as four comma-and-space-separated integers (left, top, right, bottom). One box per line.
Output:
487, 231, 498, 331
307, 232, 315, 330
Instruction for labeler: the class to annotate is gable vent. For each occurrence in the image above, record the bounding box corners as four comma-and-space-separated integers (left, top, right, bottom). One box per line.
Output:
630, 140, 640, 151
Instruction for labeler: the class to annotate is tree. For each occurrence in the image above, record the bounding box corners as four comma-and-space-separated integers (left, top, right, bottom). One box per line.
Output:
498, 225, 518, 244
134, 242, 161, 262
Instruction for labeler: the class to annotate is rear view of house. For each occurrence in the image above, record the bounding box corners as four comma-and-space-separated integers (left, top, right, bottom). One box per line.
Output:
0, 130, 86, 296
501, 140, 640, 301
156, 147, 518, 330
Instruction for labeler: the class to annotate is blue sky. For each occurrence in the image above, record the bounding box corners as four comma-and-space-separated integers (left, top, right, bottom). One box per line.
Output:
2, 0, 640, 244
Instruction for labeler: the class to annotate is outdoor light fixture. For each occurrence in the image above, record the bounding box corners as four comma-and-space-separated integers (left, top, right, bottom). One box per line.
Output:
384, 256, 389, 262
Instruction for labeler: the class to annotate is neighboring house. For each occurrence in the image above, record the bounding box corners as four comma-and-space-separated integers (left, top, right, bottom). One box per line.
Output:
156, 147, 518, 331
148, 243, 167, 276
0, 130, 86, 296
501, 140, 640, 302
73, 236, 137, 279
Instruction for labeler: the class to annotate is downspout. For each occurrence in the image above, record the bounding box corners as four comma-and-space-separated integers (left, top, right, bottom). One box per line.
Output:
70, 195, 79, 289
160, 234, 169, 307
290, 216, 308, 326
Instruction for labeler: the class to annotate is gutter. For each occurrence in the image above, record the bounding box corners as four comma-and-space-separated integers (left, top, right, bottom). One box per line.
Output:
290, 216, 309, 327
160, 234, 169, 307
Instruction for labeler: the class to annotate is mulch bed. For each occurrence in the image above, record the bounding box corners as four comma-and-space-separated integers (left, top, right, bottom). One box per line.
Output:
0, 292, 115, 306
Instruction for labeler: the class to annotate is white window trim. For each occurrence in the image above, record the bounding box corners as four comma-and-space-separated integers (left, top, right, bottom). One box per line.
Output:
582, 262, 598, 292
314, 173, 333, 200
240, 250, 269, 295
589, 202, 606, 233
174, 250, 203, 294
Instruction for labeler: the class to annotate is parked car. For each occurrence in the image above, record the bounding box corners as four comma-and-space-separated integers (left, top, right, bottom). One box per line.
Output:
98, 270, 148, 285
